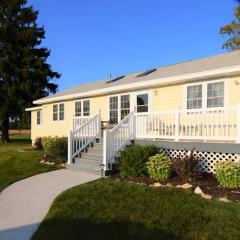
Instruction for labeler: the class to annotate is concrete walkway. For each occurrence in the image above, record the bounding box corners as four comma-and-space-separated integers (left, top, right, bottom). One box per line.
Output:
0, 169, 99, 240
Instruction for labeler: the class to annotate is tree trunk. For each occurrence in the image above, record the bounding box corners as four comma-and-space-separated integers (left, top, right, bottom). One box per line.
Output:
1, 114, 10, 143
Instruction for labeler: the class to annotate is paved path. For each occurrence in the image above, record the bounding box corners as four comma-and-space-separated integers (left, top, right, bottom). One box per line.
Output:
0, 169, 99, 240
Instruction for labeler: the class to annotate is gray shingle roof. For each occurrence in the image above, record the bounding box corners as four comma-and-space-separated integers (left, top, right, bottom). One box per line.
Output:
37, 50, 240, 103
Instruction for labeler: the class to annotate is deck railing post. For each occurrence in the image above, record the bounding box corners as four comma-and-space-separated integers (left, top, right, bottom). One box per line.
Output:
97, 109, 101, 139
68, 130, 73, 164
175, 107, 180, 141
237, 105, 240, 143
132, 111, 136, 140
103, 130, 108, 171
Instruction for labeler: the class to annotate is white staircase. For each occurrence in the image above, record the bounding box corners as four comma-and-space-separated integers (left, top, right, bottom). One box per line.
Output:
68, 110, 135, 175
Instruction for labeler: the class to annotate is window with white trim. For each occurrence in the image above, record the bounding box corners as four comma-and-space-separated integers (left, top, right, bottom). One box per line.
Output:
187, 85, 202, 109
75, 100, 90, 117
109, 96, 118, 124
59, 103, 64, 120
53, 104, 58, 121
75, 101, 81, 116
137, 94, 148, 112
121, 95, 130, 119
53, 103, 64, 121
37, 110, 41, 125
186, 81, 225, 109
207, 82, 224, 108
83, 100, 90, 116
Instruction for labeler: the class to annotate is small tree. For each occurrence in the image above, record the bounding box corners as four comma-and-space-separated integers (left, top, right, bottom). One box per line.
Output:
220, 0, 240, 50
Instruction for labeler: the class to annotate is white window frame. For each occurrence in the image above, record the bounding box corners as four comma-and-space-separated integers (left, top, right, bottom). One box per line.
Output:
184, 79, 228, 109
109, 96, 119, 124
74, 99, 91, 117
52, 102, 65, 121
36, 110, 42, 125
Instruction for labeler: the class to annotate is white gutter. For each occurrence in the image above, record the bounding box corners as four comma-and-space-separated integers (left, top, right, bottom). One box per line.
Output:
25, 106, 42, 111
33, 65, 240, 105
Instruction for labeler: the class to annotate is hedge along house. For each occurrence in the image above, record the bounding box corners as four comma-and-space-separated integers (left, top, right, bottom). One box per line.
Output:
26, 51, 240, 175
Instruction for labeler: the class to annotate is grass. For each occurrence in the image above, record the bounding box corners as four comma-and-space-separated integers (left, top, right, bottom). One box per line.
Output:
0, 135, 59, 192
33, 179, 240, 240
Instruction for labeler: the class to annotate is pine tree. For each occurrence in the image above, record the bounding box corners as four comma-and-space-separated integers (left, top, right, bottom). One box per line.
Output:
220, 0, 240, 50
0, 0, 60, 142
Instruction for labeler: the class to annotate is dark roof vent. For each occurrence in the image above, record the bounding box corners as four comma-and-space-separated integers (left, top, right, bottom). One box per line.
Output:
136, 68, 156, 78
106, 75, 125, 83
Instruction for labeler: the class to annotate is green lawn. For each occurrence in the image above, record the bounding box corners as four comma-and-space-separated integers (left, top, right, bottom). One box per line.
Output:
0, 135, 59, 192
33, 179, 240, 240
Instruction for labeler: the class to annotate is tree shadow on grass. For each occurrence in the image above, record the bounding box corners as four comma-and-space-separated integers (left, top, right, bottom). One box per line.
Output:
32, 218, 180, 240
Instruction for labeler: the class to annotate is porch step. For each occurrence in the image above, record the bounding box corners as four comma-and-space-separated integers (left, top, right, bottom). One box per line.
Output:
75, 157, 102, 167
93, 142, 103, 150
68, 138, 103, 175
80, 153, 103, 161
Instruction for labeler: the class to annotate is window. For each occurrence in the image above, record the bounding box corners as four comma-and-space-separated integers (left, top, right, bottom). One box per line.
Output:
187, 85, 202, 109
207, 82, 224, 108
59, 103, 64, 120
53, 104, 58, 121
75, 100, 90, 116
109, 96, 118, 124
83, 100, 90, 116
53, 103, 64, 121
121, 95, 130, 119
137, 94, 148, 112
75, 101, 81, 116
37, 110, 41, 125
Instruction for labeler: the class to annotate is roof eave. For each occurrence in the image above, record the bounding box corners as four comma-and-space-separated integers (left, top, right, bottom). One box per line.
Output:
33, 65, 240, 105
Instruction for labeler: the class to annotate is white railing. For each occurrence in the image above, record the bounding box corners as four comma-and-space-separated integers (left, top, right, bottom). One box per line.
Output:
103, 111, 135, 170
72, 116, 90, 131
135, 106, 240, 142
68, 111, 101, 164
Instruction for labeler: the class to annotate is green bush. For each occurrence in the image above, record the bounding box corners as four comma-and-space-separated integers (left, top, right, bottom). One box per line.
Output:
42, 136, 68, 163
119, 144, 159, 177
215, 161, 240, 188
147, 151, 172, 181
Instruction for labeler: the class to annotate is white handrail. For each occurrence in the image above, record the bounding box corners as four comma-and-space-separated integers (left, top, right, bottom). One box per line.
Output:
103, 111, 135, 170
68, 110, 101, 164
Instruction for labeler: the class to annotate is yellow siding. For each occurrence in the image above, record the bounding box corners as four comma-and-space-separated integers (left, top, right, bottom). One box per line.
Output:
152, 84, 184, 111
31, 76, 240, 142
228, 75, 240, 106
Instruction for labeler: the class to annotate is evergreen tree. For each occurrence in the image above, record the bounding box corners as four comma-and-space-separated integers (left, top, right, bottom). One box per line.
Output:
0, 0, 60, 142
220, 0, 240, 50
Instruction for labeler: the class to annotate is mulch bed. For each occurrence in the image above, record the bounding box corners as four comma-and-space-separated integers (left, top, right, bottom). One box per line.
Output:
111, 172, 240, 202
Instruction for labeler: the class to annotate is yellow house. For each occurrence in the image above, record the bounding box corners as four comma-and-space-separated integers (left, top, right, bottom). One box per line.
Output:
26, 51, 240, 175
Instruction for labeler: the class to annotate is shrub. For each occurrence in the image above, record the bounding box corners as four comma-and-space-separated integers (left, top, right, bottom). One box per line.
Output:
215, 161, 240, 188
172, 149, 200, 182
34, 137, 42, 149
147, 151, 172, 181
119, 144, 159, 177
42, 136, 68, 163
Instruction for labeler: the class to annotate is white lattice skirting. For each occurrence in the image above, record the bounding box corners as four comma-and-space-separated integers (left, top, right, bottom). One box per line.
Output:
164, 149, 240, 173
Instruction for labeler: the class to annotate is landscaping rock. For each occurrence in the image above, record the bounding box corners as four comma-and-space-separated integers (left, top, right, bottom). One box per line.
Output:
194, 186, 203, 195
219, 197, 231, 203
166, 183, 173, 187
176, 183, 192, 189
153, 182, 164, 187
201, 193, 212, 200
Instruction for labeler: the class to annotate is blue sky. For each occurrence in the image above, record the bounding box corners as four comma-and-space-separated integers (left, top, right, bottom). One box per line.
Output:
28, 0, 237, 91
